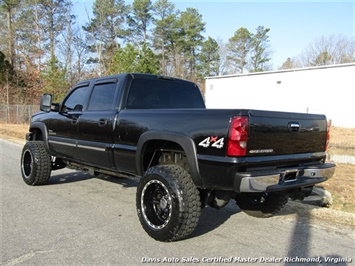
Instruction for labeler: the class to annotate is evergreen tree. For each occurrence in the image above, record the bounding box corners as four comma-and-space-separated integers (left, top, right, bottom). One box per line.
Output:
15, 0, 44, 73
227, 27, 251, 74
197, 36, 220, 79
178, 8, 205, 80
0, 0, 21, 66
83, 0, 128, 74
0, 51, 15, 82
41, 56, 69, 102
152, 0, 177, 75
0, 51, 15, 104
108, 44, 159, 74
127, 0, 153, 47
249, 26, 272, 72
136, 44, 160, 74
40, 0, 72, 60
109, 44, 138, 74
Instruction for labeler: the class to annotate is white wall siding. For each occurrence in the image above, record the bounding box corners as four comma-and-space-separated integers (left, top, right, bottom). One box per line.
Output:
205, 63, 355, 128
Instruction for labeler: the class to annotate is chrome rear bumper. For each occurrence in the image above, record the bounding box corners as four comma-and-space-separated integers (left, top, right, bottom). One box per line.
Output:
237, 163, 336, 193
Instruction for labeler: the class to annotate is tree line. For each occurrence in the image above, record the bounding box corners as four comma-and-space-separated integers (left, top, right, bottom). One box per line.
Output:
1, 0, 354, 104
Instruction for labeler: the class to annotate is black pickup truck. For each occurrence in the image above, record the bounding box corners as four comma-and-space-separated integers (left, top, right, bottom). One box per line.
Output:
21, 73, 335, 241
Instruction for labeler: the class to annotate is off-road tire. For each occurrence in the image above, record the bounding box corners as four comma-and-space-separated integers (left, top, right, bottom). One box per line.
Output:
136, 165, 201, 242
235, 192, 288, 218
21, 141, 52, 185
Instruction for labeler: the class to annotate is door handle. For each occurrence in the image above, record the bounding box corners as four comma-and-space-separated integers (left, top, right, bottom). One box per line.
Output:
288, 122, 300, 132
98, 119, 108, 126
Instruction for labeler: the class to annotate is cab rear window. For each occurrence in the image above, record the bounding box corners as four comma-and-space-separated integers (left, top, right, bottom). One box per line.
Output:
126, 78, 205, 109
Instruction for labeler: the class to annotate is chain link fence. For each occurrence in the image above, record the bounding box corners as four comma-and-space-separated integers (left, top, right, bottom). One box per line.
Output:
0, 105, 39, 124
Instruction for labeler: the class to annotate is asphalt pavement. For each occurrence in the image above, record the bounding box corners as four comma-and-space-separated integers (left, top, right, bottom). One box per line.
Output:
1, 138, 354, 265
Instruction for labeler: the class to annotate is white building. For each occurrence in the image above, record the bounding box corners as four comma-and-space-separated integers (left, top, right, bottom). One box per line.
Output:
205, 63, 355, 128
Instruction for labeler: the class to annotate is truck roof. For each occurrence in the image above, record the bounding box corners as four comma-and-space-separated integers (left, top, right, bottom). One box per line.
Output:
75, 73, 198, 88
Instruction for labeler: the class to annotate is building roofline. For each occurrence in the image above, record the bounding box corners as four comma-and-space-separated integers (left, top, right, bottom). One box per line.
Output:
205, 63, 355, 80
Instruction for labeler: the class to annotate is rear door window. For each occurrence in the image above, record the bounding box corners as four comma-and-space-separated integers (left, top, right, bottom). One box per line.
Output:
87, 82, 117, 111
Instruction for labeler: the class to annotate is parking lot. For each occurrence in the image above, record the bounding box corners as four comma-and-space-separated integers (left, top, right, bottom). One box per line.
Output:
1, 139, 354, 265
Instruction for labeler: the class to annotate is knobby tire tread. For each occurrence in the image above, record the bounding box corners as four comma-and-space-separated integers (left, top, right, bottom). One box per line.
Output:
22, 141, 51, 185
137, 165, 201, 242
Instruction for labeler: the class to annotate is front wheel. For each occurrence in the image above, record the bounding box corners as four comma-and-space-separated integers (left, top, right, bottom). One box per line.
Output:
136, 165, 201, 242
21, 141, 52, 185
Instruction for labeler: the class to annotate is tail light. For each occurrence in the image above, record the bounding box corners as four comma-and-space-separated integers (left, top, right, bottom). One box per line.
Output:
325, 121, 330, 151
227, 116, 249, 157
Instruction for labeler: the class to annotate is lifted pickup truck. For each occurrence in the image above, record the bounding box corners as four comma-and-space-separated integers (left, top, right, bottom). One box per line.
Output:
21, 73, 335, 241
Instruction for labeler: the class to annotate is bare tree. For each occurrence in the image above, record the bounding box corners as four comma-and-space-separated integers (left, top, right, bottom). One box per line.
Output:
279, 57, 301, 70
300, 34, 355, 66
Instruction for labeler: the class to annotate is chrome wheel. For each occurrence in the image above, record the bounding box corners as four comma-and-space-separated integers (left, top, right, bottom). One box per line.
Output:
136, 165, 200, 241
141, 179, 172, 230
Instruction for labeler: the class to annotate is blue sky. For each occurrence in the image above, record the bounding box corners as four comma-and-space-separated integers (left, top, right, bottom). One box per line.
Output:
73, 0, 355, 69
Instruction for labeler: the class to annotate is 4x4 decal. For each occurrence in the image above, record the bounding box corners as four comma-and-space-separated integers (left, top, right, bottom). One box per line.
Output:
198, 136, 224, 149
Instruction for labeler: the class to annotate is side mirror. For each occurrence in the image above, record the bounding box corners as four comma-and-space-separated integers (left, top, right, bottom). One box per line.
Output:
40, 93, 52, 112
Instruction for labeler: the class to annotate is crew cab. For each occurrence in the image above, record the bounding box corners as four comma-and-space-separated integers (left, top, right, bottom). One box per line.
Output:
20, 73, 335, 241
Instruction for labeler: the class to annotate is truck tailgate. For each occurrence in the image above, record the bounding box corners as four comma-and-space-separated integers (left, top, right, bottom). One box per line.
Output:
247, 110, 327, 156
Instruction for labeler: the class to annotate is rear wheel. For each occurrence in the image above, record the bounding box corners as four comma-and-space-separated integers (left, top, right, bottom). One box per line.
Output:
136, 165, 200, 242
235, 192, 288, 218
21, 141, 51, 185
